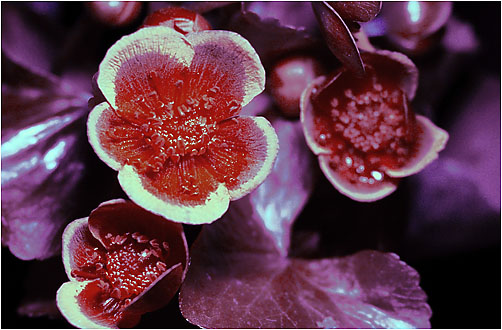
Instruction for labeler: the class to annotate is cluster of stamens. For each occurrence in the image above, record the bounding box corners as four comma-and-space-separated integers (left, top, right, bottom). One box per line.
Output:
313, 73, 418, 185
113, 72, 242, 174
328, 84, 410, 155
73, 231, 170, 315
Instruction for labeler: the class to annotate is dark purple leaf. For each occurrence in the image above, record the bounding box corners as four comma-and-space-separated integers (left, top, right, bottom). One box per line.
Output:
228, 2, 319, 65
1, 58, 90, 260
1, 3, 64, 75
179, 119, 431, 328
312, 2, 364, 76
328, 1, 382, 23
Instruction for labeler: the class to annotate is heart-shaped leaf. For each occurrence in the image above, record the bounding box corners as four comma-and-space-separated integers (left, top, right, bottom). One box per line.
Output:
179, 118, 431, 328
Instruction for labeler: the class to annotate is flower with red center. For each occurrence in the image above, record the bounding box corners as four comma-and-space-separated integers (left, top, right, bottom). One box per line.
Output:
142, 7, 211, 35
301, 50, 448, 202
56, 199, 189, 328
87, 26, 279, 224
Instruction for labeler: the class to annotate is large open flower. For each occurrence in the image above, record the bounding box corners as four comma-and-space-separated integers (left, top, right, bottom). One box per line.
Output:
56, 199, 189, 328
87, 26, 279, 224
301, 50, 448, 202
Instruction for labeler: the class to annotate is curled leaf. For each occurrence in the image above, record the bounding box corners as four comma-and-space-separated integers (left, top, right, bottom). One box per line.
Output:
248, 118, 316, 256
1, 3, 64, 74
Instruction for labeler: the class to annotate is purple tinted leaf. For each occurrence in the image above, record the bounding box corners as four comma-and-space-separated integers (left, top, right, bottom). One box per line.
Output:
1, 59, 90, 260
328, 1, 382, 22
179, 121, 430, 328
180, 211, 431, 328
249, 118, 316, 256
312, 2, 365, 76
244, 2, 319, 32
1, 3, 64, 75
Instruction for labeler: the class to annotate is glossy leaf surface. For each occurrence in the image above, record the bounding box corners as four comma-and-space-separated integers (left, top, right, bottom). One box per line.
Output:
1, 58, 90, 260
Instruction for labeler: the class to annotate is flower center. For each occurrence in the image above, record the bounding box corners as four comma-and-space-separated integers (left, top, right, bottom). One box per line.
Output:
111, 64, 241, 174
312, 71, 419, 185
72, 231, 170, 324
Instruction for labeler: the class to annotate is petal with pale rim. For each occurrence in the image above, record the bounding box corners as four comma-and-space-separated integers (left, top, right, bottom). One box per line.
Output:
319, 154, 398, 202
57, 279, 142, 329
61, 217, 96, 282
386, 115, 449, 178
97, 26, 195, 109
362, 50, 419, 100
88, 101, 251, 224
56, 281, 113, 329
186, 30, 265, 112
87, 102, 127, 171
118, 165, 230, 224
207, 116, 279, 200
300, 76, 333, 155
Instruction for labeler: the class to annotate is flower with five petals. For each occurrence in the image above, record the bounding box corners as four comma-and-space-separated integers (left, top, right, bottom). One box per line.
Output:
87, 26, 279, 224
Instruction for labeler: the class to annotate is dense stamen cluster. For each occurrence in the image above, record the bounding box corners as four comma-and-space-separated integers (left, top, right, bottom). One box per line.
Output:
329, 83, 411, 156
111, 71, 243, 174
312, 73, 418, 186
72, 231, 170, 316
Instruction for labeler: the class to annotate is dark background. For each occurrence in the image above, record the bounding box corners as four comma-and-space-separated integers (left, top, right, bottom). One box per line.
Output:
2, 2, 500, 329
